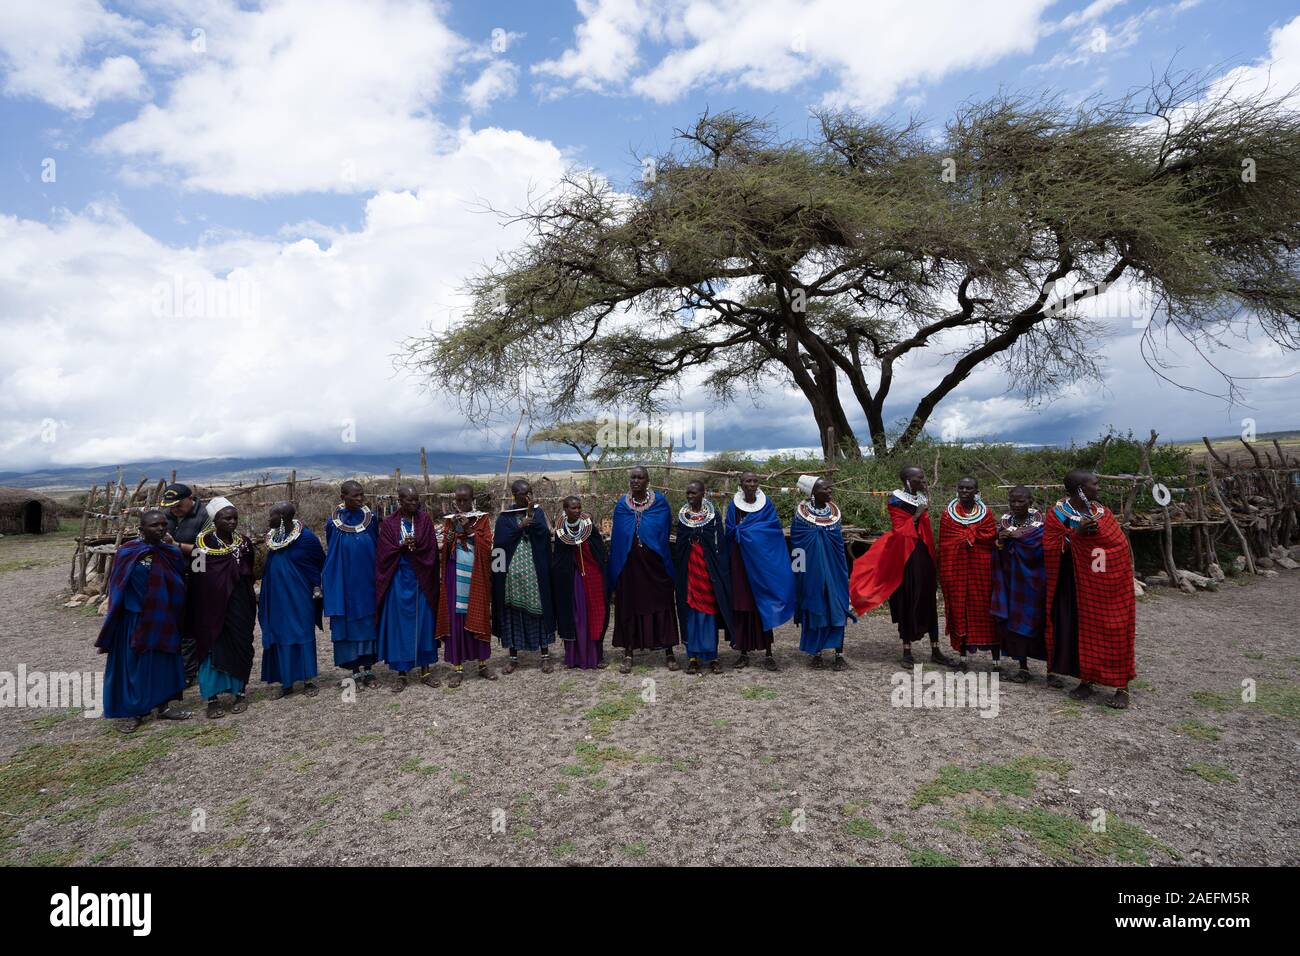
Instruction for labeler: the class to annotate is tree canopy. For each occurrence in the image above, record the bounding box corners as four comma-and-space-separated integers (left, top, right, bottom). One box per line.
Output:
404, 70, 1300, 458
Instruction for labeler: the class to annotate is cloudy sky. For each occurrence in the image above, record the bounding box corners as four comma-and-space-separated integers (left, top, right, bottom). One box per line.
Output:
2, 0, 1298, 470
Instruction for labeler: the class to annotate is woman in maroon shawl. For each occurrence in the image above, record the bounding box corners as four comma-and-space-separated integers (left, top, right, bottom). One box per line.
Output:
376, 485, 441, 691
551, 495, 609, 669
186, 498, 256, 719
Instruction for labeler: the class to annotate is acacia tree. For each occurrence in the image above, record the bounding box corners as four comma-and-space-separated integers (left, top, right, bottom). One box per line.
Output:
405, 71, 1300, 458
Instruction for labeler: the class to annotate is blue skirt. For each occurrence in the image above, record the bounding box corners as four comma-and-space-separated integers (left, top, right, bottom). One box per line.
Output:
684, 607, 719, 662
103, 610, 185, 719
377, 561, 438, 671
330, 615, 378, 669
198, 655, 245, 698
799, 624, 845, 654
261, 642, 318, 686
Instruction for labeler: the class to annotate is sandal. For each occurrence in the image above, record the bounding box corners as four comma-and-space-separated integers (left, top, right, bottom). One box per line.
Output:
734, 653, 750, 670
478, 664, 498, 681
229, 693, 249, 715
930, 647, 957, 667
448, 670, 464, 688
1068, 682, 1095, 701
1107, 689, 1131, 710
1046, 674, 1065, 689
709, 660, 721, 675
762, 655, 778, 672
1006, 668, 1031, 684
503, 657, 518, 675
541, 655, 554, 674
206, 698, 226, 719
156, 704, 192, 720
272, 685, 290, 700
595, 659, 608, 669
902, 649, 915, 667
686, 658, 700, 675
619, 656, 633, 675
666, 654, 679, 672
361, 672, 378, 689
831, 655, 848, 672
117, 716, 144, 734
420, 670, 440, 688
303, 681, 320, 698
391, 674, 408, 694
809, 654, 825, 669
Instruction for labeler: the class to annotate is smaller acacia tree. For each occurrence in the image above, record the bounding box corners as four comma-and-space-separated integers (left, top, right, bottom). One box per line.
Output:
527, 419, 605, 469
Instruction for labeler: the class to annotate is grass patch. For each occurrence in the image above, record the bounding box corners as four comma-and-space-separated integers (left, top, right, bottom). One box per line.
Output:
553, 782, 570, 795
1192, 682, 1300, 719
113, 811, 155, 829
320, 792, 341, 807
589, 778, 609, 790
741, 685, 778, 701
381, 807, 410, 822
1130, 679, 1156, 692
1183, 762, 1238, 784
450, 770, 470, 786
910, 847, 960, 867
845, 817, 884, 840
27, 847, 79, 867
28, 708, 81, 731
303, 820, 327, 838
552, 839, 577, 858
89, 839, 132, 864
57, 789, 132, 824
965, 803, 1171, 864
622, 840, 648, 858
399, 758, 441, 776
354, 733, 383, 744
713, 718, 732, 729
585, 689, 644, 737
1173, 720, 1221, 742
910, 756, 1072, 809
225, 797, 252, 825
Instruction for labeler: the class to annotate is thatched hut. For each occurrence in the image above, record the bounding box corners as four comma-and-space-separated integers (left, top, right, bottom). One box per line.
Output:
0, 487, 61, 535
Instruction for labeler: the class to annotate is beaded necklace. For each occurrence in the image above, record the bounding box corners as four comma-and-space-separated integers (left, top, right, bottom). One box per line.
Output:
196, 529, 247, 557
1001, 508, 1042, 530
945, 497, 988, 525
331, 505, 373, 533
556, 513, 593, 546
677, 498, 716, 529
796, 498, 841, 527
626, 490, 654, 545
265, 519, 302, 551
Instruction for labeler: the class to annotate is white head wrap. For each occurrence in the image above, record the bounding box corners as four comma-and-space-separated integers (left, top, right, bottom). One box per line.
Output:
797, 474, 819, 497
206, 496, 236, 521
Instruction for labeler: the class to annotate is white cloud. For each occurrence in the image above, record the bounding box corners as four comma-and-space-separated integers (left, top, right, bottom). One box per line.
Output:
0, 127, 570, 469
95, 0, 468, 196
0, 0, 147, 111
463, 58, 519, 112
1204, 13, 1300, 105
533, 0, 1052, 109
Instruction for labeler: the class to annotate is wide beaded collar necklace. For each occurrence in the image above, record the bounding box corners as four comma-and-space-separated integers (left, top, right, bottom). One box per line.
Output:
796, 498, 841, 527
946, 497, 988, 525
331, 505, 373, 533
556, 513, 593, 546
265, 519, 302, 550
732, 489, 766, 513
678, 498, 716, 528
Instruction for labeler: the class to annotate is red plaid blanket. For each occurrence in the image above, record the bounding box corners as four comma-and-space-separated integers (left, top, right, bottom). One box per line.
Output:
436, 513, 492, 642
1044, 504, 1135, 687
938, 505, 998, 649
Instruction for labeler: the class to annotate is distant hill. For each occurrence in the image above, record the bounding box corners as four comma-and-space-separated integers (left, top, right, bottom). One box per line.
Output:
0, 451, 579, 494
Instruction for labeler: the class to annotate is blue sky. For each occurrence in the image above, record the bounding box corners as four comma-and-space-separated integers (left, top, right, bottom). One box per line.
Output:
2, 0, 1299, 470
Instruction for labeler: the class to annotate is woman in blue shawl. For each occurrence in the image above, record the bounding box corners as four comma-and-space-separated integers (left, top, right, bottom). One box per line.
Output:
96, 508, 190, 733
259, 501, 325, 698
990, 485, 1048, 683
607, 466, 679, 674
725, 472, 796, 671
322, 480, 379, 688
672, 480, 733, 675
492, 478, 556, 674
791, 476, 855, 670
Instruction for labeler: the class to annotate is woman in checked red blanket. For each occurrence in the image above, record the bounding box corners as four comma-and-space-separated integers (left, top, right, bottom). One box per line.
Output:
1044, 469, 1137, 709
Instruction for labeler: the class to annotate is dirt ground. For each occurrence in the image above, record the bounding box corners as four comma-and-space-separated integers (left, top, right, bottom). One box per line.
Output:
1, 527, 1297, 867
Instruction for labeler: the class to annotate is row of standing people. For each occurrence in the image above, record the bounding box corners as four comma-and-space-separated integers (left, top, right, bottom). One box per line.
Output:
849, 466, 1137, 708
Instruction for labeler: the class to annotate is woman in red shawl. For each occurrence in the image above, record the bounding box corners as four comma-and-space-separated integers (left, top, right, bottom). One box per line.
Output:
1044, 469, 1136, 709
850, 466, 956, 669
938, 476, 999, 670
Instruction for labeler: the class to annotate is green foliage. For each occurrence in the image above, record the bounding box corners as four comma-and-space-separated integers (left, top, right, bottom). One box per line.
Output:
910, 756, 1072, 808
1173, 720, 1221, 742
1183, 763, 1238, 784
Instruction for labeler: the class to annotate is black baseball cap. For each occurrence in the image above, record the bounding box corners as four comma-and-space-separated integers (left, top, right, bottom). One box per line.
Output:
160, 484, 194, 508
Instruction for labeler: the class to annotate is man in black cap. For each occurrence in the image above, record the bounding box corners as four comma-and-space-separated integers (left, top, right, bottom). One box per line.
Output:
160, 483, 206, 685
